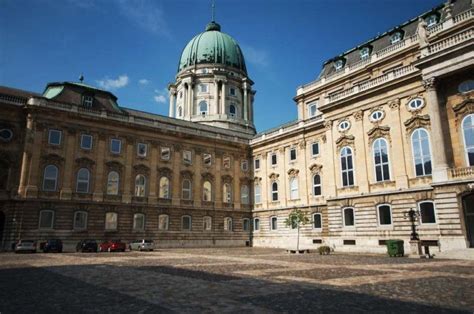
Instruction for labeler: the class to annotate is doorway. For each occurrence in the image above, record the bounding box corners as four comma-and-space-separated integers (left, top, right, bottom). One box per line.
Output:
463, 193, 474, 248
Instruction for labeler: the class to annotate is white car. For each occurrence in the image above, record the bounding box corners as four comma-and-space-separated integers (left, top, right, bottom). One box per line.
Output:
129, 239, 154, 251
15, 240, 37, 253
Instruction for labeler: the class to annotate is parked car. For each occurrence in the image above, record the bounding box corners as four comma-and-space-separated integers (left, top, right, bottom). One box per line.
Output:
41, 239, 63, 253
76, 239, 98, 253
99, 240, 126, 252
129, 239, 154, 251
14, 240, 37, 253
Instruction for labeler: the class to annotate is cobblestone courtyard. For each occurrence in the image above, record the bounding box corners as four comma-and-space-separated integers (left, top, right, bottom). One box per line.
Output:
0, 248, 473, 313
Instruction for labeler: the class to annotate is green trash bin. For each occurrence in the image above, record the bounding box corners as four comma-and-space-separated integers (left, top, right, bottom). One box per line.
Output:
386, 239, 404, 257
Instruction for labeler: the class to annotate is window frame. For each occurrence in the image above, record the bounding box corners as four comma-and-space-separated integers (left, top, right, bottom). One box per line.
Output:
223, 183, 232, 203
158, 214, 169, 231
338, 121, 350, 131
159, 176, 170, 199
181, 215, 192, 231
39, 210, 54, 230
241, 184, 249, 205
390, 31, 403, 44
224, 217, 233, 231
377, 204, 393, 227
312, 174, 321, 196
241, 159, 249, 171
254, 184, 261, 204
48, 129, 62, 146
411, 128, 433, 177
73, 211, 88, 230
289, 177, 298, 200
161, 147, 171, 160
202, 180, 212, 201
110, 138, 122, 154
105, 212, 118, 231
418, 201, 437, 225
42, 164, 59, 191
0, 129, 13, 142
82, 95, 94, 107
229, 87, 236, 96
312, 213, 322, 231
359, 47, 371, 60
342, 207, 355, 228
254, 158, 260, 170
199, 101, 208, 116
137, 143, 147, 157
80, 134, 93, 150
271, 153, 277, 166
308, 102, 318, 118
373, 138, 391, 182
243, 218, 250, 232
271, 181, 278, 202
289, 148, 297, 162
199, 83, 208, 93
462, 114, 474, 167
133, 213, 145, 231
203, 216, 212, 231
183, 150, 192, 165
203, 153, 212, 167
270, 216, 278, 231
76, 168, 91, 193
182, 179, 192, 200
134, 174, 147, 197
408, 98, 424, 111
106, 171, 120, 195
311, 142, 320, 157
340, 147, 355, 187
229, 104, 236, 117
253, 218, 260, 232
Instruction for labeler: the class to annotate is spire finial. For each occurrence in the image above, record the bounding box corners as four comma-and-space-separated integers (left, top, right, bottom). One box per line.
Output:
79, 73, 84, 83
211, 0, 215, 22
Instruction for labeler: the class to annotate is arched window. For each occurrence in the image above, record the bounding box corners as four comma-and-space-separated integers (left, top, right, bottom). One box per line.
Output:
289, 177, 298, 200
134, 175, 146, 197
203, 181, 212, 201
253, 218, 260, 231
106, 171, 120, 195
182, 215, 192, 230
182, 179, 192, 200
419, 201, 436, 224
203, 216, 212, 231
254, 184, 261, 204
159, 177, 170, 199
377, 204, 392, 226
223, 183, 232, 203
411, 128, 432, 176
313, 174, 321, 196
241, 185, 249, 204
313, 213, 322, 230
373, 138, 390, 182
158, 214, 169, 230
76, 168, 90, 193
343, 207, 355, 227
39, 210, 54, 229
229, 104, 236, 117
462, 114, 474, 166
178, 106, 183, 118
458, 80, 474, 93
133, 213, 145, 231
270, 216, 277, 230
271, 182, 278, 201
224, 217, 232, 231
199, 101, 208, 116
73, 211, 88, 230
43, 165, 58, 191
340, 147, 354, 187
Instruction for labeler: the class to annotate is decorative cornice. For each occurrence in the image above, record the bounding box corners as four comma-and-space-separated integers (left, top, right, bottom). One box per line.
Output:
367, 125, 391, 143
201, 172, 214, 181
75, 157, 95, 167
133, 164, 150, 174
309, 163, 323, 174
41, 153, 64, 164
268, 172, 279, 181
404, 115, 431, 133
180, 170, 193, 178
335, 134, 355, 149
105, 161, 123, 170
287, 168, 299, 177
422, 77, 436, 91
158, 167, 172, 177
221, 174, 233, 183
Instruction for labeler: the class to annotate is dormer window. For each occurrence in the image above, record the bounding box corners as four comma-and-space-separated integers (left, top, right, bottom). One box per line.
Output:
82, 95, 94, 108
334, 59, 345, 70
359, 47, 371, 60
390, 31, 403, 44
425, 14, 439, 27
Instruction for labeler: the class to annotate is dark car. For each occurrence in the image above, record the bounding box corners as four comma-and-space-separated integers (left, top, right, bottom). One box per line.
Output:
99, 240, 126, 252
76, 239, 98, 253
42, 239, 63, 253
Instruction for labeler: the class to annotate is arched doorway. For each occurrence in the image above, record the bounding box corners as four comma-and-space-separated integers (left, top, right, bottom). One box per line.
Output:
463, 193, 474, 248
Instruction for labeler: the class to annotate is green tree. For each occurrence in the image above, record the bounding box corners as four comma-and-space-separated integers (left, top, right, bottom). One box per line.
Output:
284, 208, 309, 251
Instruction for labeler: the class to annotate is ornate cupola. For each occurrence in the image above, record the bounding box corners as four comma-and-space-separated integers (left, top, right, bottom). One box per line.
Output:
168, 20, 256, 135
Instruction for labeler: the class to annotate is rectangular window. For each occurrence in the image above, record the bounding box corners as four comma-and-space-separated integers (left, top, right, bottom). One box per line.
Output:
419, 201, 436, 224
74, 212, 87, 230
229, 87, 236, 96
223, 156, 231, 169
254, 185, 261, 204
270, 217, 277, 230
161, 147, 171, 160
39, 210, 54, 229
80, 134, 93, 150
199, 84, 208, 93
203, 153, 212, 166
253, 218, 260, 231
182, 216, 191, 231
243, 219, 250, 231
105, 212, 118, 230
254, 158, 260, 170
312, 142, 319, 157
313, 213, 322, 230
137, 143, 147, 157
133, 214, 145, 231
241, 160, 249, 171
183, 150, 192, 164
48, 129, 62, 146
110, 139, 121, 154
271, 153, 277, 166
158, 215, 169, 230
343, 208, 355, 227
308, 102, 318, 117
82, 95, 94, 107
290, 148, 297, 161
378, 205, 392, 225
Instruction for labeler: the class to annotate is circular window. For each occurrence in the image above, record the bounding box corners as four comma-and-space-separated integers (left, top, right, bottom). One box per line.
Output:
458, 80, 474, 93
370, 110, 384, 122
0, 129, 13, 142
408, 98, 424, 110
338, 121, 351, 131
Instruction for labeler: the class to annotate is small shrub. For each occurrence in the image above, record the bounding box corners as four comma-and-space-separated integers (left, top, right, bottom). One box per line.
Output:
318, 246, 331, 255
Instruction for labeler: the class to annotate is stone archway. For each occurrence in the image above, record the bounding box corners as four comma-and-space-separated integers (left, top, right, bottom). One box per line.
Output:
462, 193, 474, 248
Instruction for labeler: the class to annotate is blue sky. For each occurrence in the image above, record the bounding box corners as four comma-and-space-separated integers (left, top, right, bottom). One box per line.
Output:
0, 0, 440, 132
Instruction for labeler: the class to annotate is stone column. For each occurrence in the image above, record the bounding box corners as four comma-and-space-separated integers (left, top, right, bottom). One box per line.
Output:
243, 87, 248, 120
92, 134, 106, 202
214, 80, 220, 115
423, 77, 449, 182
18, 113, 35, 197
193, 150, 202, 207
214, 153, 222, 208
188, 84, 194, 120
169, 89, 176, 118
183, 84, 188, 118
233, 154, 241, 210
25, 122, 44, 198
171, 145, 181, 206
122, 139, 134, 204
221, 81, 227, 115
148, 142, 158, 204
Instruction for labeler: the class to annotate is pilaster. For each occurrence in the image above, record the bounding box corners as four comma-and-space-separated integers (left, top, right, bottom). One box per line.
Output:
122, 141, 134, 204
92, 134, 106, 202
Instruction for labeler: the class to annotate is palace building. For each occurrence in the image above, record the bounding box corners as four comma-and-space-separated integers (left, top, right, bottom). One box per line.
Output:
0, 0, 473, 253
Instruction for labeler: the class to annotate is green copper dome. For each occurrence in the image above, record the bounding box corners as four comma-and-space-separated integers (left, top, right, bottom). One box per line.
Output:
178, 21, 247, 74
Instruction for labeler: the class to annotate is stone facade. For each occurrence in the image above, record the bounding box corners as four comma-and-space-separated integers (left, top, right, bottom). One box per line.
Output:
0, 1, 473, 253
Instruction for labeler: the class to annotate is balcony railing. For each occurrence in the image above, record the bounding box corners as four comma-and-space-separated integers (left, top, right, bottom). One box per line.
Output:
427, 28, 474, 55
450, 166, 474, 179
297, 8, 473, 95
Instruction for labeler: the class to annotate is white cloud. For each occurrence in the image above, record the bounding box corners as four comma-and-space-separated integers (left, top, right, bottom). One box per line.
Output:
97, 75, 129, 90
153, 88, 168, 104
117, 0, 169, 36
139, 79, 150, 85
240, 44, 270, 67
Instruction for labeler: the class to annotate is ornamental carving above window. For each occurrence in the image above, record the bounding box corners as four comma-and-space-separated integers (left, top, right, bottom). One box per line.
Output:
221, 174, 233, 183
105, 161, 123, 170
287, 168, 299, 177
201, 172, 214, 181
133, 164, 150, 174
180, 170, 193, 179
158, 167, 173, 178
75, 157, 95, 167
40, 153, 64, 165
335, 134, 355, 150
404, 115, 431, 133
268, 173, 279, 181
367, 125, 391, 144
452, 100, 474, 127
309, 163, 323, 174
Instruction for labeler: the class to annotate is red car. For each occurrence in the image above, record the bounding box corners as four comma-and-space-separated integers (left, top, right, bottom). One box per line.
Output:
99, 240, 126, 252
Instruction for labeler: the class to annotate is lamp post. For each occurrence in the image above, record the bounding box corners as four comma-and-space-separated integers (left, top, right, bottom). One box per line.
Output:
404, 208, 420, 241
